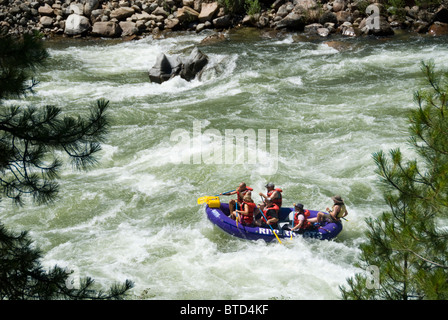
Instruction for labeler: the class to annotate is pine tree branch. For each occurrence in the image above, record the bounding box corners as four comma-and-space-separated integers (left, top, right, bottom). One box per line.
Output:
400, 248, 448, 270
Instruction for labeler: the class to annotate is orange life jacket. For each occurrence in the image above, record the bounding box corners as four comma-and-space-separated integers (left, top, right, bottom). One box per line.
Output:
294, 210, 312, 230
240, 201, 256, 225
237, 186, 253, 203
267, 188, 282, 207
262, 203, 279, 223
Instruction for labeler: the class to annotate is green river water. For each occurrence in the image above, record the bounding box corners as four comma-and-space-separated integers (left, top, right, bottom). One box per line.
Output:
1, 29, 448, 300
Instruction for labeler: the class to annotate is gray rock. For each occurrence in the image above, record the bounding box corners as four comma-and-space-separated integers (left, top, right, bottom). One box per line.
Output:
180, 47, 208, 81
148, 47, 208, 84
368, 16, 394, 36
176, 6, 199, 23
64, 14, 90, 35
304, 22, 323, 33
38, 3, 54, 16
10, 6, 22, 15
69, 3, 84, 15
213, 15, 231, 29
198, 2, 218, 22
110, 7, 135, 20
152, 6, 168, 17
294, 0, 317, 10
275, 12, 305, 30
40, 16, 53, 28
276, 4, 289, 18
164, 18, 180, 29
119, 21, 138, 36
196, 22, 206, 32
91, 21, 122, 37
149, 53, 182, 84
317, 27, 330, 37
332, 0, 345, 13
319, 11, 338, 25
84, 0, 99, 17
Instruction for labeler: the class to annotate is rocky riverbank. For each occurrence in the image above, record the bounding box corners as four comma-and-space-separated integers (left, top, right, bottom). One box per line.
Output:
1, 0, 448, 39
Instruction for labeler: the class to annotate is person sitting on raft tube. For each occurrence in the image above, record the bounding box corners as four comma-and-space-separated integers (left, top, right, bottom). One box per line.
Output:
256, 197, 279, 228
290, 203, 313, 233
308, 195, 349, 225
220, 182, 253, 215
259, 182, 282, 207
231, 193, 257, 226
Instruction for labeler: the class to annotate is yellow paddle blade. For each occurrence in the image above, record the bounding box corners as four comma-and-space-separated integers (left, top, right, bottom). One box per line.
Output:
273, 230, 282, 244
197, 196, 221, 209
197, 196, 212, 204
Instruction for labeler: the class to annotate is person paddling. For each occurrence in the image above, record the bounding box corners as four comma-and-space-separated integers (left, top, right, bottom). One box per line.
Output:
220, 182, 253, 215
256, 197, 279, 228
259, 182, 282, 207
290, 203, 313, 233
231, 194, 257, 226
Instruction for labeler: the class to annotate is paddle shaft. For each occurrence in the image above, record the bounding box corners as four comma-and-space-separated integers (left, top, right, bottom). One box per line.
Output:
235, 202, 239, 227
217, 189, 236, 196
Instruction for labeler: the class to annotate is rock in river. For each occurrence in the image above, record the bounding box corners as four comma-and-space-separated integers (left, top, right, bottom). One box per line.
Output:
149, 47, 209, 84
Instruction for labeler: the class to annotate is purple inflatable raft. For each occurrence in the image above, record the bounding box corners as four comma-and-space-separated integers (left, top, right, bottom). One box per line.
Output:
205, 203, 343, 241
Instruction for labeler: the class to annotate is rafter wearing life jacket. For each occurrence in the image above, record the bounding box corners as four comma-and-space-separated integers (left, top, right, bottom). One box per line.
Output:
237, 186, 253, 203
294, 209, 312, 230
261, 203, 279, 226
240, 201, 257, 226
267, 188, 282, 207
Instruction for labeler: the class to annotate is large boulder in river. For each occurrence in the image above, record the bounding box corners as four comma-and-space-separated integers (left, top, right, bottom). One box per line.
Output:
64, 14, 90, 36
149, 53, 183, 84
148, 47, 209, 84
180, 47, 209, 81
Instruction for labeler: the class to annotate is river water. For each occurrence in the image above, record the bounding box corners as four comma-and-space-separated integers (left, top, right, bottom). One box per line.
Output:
1, 29, 448, 300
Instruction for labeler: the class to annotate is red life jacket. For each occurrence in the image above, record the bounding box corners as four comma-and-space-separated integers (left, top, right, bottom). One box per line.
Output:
237, 186, 253, 203
262, 203, 279, 223
294, 210, 312, 230
240, 201, 256, 225
267, 188, 282, 207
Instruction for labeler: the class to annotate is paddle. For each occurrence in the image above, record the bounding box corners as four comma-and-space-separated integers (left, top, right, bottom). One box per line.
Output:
259, 206, 282, 244
235, 202, 239, 228
197, 189, 235, 205
290, 211, 294, 240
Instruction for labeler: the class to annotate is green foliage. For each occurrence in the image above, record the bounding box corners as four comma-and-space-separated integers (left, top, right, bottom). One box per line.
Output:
340, 61, 448, 300
0, 33, 110, 206
355, 0, 371, 17
0, 31, 49, 99
0, 222, 134, 300
219, 0, 245, 14
386, 0, 405, 9
413, 0, 442, 7
245, 0, 262, 16
220, 0, 262, 15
